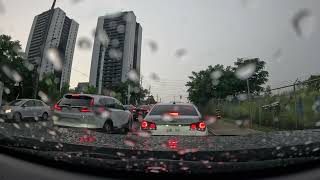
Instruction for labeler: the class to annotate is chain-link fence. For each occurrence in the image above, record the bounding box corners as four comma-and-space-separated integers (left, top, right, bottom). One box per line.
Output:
205, 77, 320, 130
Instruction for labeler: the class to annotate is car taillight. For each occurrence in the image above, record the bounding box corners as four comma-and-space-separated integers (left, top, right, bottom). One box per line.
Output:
168, 112, 179, 116
190, 122, 206, 131
141, 120, 157, 130
53, 104, 62, 111
80, 107, 92, 113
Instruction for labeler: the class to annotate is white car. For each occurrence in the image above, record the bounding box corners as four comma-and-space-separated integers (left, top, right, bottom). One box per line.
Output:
140, 103, 208, 136
53, 94, 133, 133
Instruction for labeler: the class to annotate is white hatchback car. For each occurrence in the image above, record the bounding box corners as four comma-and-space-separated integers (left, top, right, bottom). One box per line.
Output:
53, 94, 133, 133
140, 103, 208, 136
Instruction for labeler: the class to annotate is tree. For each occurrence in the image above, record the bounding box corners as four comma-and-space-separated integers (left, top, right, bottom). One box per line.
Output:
265, 85, 272, 97
0, 34, 33, 101
307, 75, 320, 91
186, 58, 269, 106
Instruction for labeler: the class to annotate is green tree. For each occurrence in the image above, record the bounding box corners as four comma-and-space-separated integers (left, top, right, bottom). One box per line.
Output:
307, 75, 320, 91
186, 58, 269, 106
0, 34, 33, 101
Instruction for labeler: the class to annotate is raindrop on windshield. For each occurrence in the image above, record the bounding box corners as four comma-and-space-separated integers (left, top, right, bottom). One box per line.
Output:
128, 70, 139, 82
4, 87, 10, 94
0, 0, 5, 15
273, 49, 283, 63
108, 49, 122, 60
133, 86, 140, 93
211, 70, 223, 80
124, 138, 136, 147
117, 25, 125, 34
46, 48, 62, 71
13, 123, 20, 129
111, 39, 120, 47
12, 70, 22, 83
241, 0, 260, 9
48, 129, 57, 136
100, 111, 110, 119
77, 37, 92, 49
71, 0, 84, 4
147, 40, 158, 53
162, 114, 173, 122
149, 72, 160, 81
40, 137, 45, 142
136, 131, 151, 138
315, 121, 320, 127
292, 9, 316, 38
24, 123, 30, 128
23, 60, 35, 71
0, 118, 4, 123
97, 29, 110, 47
38, 91, 49, 102
235, 63, 256, 80
236, 94, 248, 101
175, 48, 187, 58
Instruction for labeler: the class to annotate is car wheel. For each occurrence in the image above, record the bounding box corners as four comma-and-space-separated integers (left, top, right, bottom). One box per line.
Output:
42, 112, 48, 121
13, 112, 22, 122
103, 120, 113, 134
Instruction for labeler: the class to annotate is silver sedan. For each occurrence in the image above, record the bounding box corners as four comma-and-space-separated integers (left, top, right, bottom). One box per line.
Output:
0, 99, 51, 121
140, 103, 208, 136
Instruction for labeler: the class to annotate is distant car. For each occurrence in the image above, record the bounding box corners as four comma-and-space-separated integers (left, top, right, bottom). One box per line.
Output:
140, 103, 208, 136
53, 94, 133, 133
0, 99, 51, 121
135, 105, 152, 120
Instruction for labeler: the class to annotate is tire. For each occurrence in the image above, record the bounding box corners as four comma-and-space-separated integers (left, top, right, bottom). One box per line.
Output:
103, 120, 113, 134
42, 112, 48, 121
13, 112, 22, 122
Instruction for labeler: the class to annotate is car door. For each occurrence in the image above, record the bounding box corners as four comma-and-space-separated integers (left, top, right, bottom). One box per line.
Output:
106, 98, 129, 128
20, 100, 35, 118
35, 101, 44, 117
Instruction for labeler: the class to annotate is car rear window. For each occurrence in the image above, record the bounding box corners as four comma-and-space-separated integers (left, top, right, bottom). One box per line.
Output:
59, 95, 93, 107
149, 105, 199, 116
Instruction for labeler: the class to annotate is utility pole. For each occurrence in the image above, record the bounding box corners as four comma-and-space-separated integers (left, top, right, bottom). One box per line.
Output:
140, 75, 143, 87
127, 84, 131, 104
294, 78, 299, 129
247, 79, 252, 128
33, 0, 57, 99
0, 82, 3, 105
156, 94, 159, 102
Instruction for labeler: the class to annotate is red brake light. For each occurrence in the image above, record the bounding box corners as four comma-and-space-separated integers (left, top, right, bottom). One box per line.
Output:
54, 104, 62, 111
149, 123, 156, 130
199, 122, 206, 129
190, 124, 197, 130
141, 120, 148, 129
80, 107, 92, 113
169, 112, 179, 116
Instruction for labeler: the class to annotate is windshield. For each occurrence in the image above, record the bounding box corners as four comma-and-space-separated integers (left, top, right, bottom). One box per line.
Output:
8, 100, 24, 106
149, 105, 199, 116
1, 0, 320, 177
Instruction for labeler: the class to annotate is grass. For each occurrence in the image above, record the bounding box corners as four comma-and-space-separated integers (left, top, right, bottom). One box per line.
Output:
204, 88, 320, 130
222, 118, 276, 133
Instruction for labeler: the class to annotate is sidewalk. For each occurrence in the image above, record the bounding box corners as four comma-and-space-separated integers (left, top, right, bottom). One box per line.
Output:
208, 119, 262, 136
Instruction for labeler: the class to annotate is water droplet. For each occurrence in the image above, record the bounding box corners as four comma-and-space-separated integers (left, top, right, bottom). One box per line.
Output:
13, 123, 20, 129
4, 87, 10, 94
241, 0, 260, 9
52, 116, 59, 121
100, 111, 110, 119
313, 147, 320, 152
42, 122, 47, 126
136, 131, 151, 138
0, 0, 5, 15
12, 70, 22, 82
128, 70, 139, 82
315, 121, 320, 127
236, 94, 248, 101
40, 137, 45, 142
23, 60, 34, 71
77, 37, 92, 49
46, 48, 62, 71
162, 114, 173, 122
147, 40, 158, 53
305, 141, 312, 145
175, 49, 187, 58
71, 0, 84, 4
235, 120, 243, 126
292, 9, 316, 38
211, 70, 223, 80
116, 152, 125, 157
48, 129, 57, 136
97, 29, 110, 47
124, 138, 136, 147
235, 63, 256, 80
273, 49, 283, 63
212, 79, 220, 86
180, 166, 189, 171
0, 118, 4, 123
38, 91, 49, 102
276, 146, 281, 150
111, 39, 120, 47
24, 123, 30, 128
149, 72, 160, 81
117, 25, 125, 34
133, 86, 140, 93
273, 117, 279, 122
108, 49, 122, 60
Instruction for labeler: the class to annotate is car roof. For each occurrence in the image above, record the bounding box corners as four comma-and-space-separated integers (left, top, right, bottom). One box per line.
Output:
63, 94, 115, 99
154, 102, 196, 106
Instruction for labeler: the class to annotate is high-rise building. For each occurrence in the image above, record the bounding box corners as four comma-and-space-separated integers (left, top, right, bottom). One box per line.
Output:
25, 7, 79, 89
89, 11, 142, 93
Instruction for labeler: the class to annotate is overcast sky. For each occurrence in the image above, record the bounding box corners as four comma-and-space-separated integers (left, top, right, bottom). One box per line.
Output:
0, 0, 319, 102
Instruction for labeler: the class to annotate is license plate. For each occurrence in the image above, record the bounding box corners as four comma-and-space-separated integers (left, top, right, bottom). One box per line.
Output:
167, 128, 180, 132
